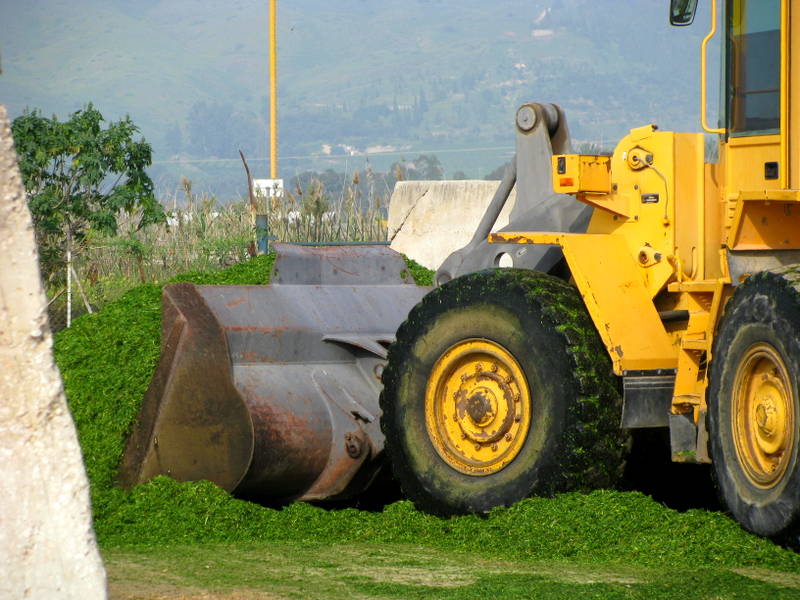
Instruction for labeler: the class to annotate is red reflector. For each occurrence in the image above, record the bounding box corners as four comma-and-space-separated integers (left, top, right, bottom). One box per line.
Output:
559, 177, 574, 186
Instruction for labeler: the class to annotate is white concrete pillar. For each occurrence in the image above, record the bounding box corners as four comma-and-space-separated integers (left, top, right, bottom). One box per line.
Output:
0, 105, 107, 599
388, 180, 517, 270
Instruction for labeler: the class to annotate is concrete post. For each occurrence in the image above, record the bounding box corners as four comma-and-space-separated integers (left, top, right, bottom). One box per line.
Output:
0, 105, 107, 599
388, 180, 517, 270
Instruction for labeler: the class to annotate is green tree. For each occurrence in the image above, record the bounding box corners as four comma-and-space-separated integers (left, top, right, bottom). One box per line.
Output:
11, 104, 165, 281
388, 154, 444, 185
413, 154, 443, 180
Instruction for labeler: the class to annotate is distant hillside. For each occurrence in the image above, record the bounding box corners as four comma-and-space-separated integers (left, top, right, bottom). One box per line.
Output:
0, 0, 714, 198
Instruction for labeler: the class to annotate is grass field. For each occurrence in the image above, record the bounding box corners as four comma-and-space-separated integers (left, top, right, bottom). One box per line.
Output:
53, 253, 800, 600
103, 543, 800, 599
96, 477, 800, 599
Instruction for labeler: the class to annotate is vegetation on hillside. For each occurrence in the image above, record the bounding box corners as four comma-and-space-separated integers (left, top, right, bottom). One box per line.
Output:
2, 1, 712, 196
287, 153, 446, 205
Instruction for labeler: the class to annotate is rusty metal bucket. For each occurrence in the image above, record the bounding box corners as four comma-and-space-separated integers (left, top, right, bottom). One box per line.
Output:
119, 243, 431, 502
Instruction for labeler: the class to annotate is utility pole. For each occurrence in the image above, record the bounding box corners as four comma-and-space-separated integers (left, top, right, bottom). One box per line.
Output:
258, 0, 282, 197
269, 0, 278, 179
252, 0, 282, 253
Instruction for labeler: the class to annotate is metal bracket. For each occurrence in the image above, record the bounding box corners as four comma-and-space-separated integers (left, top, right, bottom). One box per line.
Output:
435, 103, 591, 285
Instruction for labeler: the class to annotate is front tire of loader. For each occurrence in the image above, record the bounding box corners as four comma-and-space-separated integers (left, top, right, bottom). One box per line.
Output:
379, 269, 629, 516
709, 269, 800, 542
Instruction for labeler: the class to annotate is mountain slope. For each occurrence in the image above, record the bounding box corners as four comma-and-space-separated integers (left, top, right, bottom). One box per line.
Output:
0, 1, 713, 194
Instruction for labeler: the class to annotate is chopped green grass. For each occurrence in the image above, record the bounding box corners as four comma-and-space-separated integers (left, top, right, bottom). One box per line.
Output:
54, 253, 800, 598
95, 476, 800, 572
403, 256, 434, 286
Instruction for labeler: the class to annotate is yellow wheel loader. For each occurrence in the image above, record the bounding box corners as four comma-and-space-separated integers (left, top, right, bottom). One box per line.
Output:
122, 0, 800, 542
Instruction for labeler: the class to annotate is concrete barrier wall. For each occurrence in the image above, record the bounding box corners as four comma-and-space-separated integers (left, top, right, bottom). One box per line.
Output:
0, 106, 106, 599
388, 180, 517, 271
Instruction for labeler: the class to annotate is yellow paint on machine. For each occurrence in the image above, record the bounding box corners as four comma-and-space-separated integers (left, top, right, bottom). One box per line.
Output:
553, 155, 613, 196
727, 190, 800, 250
424, 338, 532, 475
489, 232, 677, 374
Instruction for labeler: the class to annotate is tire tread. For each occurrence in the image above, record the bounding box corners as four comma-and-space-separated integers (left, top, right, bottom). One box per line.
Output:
709, 265, 800, 542
380, 269, 629, 514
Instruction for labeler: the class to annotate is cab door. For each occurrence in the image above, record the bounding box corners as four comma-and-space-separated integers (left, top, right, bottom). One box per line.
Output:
723, 0, 784, 192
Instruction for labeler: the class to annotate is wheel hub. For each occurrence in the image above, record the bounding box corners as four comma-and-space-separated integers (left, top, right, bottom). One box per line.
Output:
754, 385, 785, 453
425, 339, 531, 476
464, 390, 495, 426
733, 344, 796, 488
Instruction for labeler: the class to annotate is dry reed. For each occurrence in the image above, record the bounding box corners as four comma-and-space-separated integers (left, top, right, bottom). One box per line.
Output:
47, 175, 389, 329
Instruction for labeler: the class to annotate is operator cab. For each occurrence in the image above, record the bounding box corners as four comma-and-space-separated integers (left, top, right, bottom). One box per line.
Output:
670, 0, 784, 190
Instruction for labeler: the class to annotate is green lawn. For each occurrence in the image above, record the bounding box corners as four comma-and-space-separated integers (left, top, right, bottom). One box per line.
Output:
104, 542, 800, 600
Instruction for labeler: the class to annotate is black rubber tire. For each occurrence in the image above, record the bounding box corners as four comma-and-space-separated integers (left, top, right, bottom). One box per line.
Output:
709, 268, 800, 542
379, 269, 629, 516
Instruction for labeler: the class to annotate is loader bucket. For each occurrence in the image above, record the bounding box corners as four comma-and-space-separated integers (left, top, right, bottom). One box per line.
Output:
119, 243, 432, 502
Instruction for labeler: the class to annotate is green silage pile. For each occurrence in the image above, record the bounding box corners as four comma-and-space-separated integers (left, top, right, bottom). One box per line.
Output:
402, 256, 434, 286
96, 478, 800, 571
54, 255, 800, 573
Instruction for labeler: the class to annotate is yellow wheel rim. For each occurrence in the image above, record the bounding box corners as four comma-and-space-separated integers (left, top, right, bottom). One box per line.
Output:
424, 339, 532, 476
732, 343, 796, 489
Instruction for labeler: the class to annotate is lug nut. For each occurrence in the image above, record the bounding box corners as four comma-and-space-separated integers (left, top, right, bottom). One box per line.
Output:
505, 433, 512, 442
491, 363, 499, 372
491, 443, 498, 451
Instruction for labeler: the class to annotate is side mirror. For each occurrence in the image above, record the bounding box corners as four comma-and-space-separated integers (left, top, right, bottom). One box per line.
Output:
670, 0, 698, 26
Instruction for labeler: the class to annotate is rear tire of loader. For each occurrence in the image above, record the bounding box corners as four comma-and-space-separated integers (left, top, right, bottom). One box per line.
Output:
379, 269, 629, 516
709, 269, 800, 542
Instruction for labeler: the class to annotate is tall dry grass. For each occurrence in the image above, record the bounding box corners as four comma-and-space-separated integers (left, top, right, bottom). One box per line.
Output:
264, 169, 387, 243
47, 174, 389, 329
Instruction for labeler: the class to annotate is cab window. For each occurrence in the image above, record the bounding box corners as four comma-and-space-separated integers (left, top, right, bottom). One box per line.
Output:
727, 0, 781, 135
